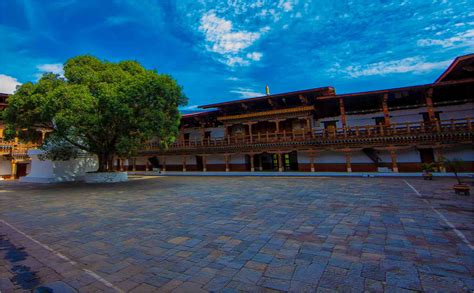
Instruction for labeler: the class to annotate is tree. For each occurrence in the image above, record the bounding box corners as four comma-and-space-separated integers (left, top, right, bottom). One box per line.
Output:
4, 55, 187, 172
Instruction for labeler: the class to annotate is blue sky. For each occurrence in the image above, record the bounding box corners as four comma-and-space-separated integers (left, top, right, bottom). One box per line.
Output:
1, 0, 473, 109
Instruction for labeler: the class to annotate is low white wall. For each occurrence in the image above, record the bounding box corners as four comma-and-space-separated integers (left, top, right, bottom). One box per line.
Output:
0, 157, 12, 176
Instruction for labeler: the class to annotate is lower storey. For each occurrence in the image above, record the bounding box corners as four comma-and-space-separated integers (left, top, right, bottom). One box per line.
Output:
131, 145, 473, 173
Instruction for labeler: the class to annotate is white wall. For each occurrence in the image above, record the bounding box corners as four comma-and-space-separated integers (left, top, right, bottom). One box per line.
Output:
443, 145, 473, 161
0, 157, 12, 175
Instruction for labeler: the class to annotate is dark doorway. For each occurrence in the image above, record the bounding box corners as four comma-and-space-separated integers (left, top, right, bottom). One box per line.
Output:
16, 163, 28, 178
148, 157, 160, 168
196, 156, 204, 171
419, 148, 435, 163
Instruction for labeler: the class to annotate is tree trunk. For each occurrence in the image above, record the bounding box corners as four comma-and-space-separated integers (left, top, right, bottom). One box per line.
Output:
97, 153, 114, 172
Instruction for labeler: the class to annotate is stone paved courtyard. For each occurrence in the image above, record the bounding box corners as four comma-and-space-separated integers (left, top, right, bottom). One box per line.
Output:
0, 176, 473, 292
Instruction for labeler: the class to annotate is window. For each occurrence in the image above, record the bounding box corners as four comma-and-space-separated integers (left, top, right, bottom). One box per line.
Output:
421, 112, 441, 122
323, 121, 337, 129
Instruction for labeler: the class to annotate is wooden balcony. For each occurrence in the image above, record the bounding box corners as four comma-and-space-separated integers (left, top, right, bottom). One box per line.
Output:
141, 118, 473, 155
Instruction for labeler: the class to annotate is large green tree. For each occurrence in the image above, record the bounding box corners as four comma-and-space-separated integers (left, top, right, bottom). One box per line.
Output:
4, 55, 187, 172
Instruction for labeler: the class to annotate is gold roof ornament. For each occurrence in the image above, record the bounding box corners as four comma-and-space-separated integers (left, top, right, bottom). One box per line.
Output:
265, 85, 270, 95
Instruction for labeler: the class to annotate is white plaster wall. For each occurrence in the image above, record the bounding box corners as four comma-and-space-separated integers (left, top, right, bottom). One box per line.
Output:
135, 157, 150, 165
166, 156, 182, 165
443, 145, 474, 161
297, 152, 310, 163
0, 157, 12, 175
184, 128, 202, 140
437, 103, 473, 120
315, 152, 346, 163
350, 151, 375, 163
230, 154, 246, 164
376, 148, 421, 163
207, 156, 225, 164
206, 127, 225, 138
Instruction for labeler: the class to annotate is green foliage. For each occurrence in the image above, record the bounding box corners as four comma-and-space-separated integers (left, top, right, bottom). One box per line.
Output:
444, 158, 465, 184
38, 135, 80, 161
4, 55, 187, 171
421, 162, 436, 172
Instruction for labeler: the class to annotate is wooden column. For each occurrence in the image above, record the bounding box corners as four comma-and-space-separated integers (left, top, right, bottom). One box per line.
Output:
132, 158, 136, 171
382, 93, 391, 126
278, 153, 283, 172
202, 156, 207, 172
182, 155, 187, 172
224, 154, 230, 172
390, 149, 399, 173
339, 98, 347, 128
119, 159, 124, 171
145, 160, 149, 172
11, 160, 17, 179
425, 88, 436, 122
250, 154, 255, 172
435, 148, 446, 173
309, 152, 315, 172
258, 155, 263, 171
246, 122, 256, 143
344, 151, 352, 173
161, 156, 166, 172
200, 124, 205, 143
179, 125, 185, 142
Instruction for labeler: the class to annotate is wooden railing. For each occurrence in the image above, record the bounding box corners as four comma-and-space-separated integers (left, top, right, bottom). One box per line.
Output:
143, 117, 472, 151
0, 140, 38, 157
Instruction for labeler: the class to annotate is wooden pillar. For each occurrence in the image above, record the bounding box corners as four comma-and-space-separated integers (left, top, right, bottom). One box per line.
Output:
250, 154, 255, 172
41, 130, 47, 144
425, 88, 436, 122
258, 154, 263, 171
132, 158, 136, 171
339, 98, 347, 128
345, 151, 352, 173
224, 154, 230, 172
306, 117, 312, 132
179, 125, 185, 142
390, 149, 399, 173
145, 160, 149, 172
309, 152, 315, 172
202, 156, 207, 172
119, 159, 124, 171
161, 156, 166, 172
182, 155, 187, 172
11, 160, 17, 179
382, 93, 391, 126
435, 148, 446, 173
278, 153, 283, 172
246, 123, 255, 143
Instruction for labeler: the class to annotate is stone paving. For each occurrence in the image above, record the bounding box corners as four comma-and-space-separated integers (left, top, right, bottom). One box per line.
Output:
0, 176, 473, 292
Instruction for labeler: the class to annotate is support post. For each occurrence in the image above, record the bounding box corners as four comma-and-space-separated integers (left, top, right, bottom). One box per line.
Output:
250, 154, 255, 172
390, 149, 399, 173
161, 156, 166, 172
258, 154, 263, 171
345, 151, 352, 173
339, 98, 347, 129
11, 160, 17, 179
145, 160, 149, 172
132, 158, 136, 171
425, 88, 436, 122
309, 152, 315, 172
435, 148, 446, 173
202, 156, 207, 172
225, 154, 230, 172
382, 93, 391, 126
182, 155, 187, 172
278, 153, 283, 172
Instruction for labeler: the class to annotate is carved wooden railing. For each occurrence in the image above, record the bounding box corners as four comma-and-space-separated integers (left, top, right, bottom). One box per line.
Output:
0, 140, 38, 158
142, 117, 473, 152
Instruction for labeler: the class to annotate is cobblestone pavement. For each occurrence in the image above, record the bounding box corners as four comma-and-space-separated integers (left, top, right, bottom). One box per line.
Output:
0, 176, 473, 292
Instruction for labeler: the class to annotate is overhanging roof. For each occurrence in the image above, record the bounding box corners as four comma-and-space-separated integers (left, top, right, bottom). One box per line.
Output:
200, 86, 335, 109
435, 54, 474, 83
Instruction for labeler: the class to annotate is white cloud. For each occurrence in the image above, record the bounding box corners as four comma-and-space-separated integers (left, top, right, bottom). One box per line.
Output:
230, 87, 264, 98
198, 11, 267, 66
246, 52, 263, 61
340, 57, 452, 78
0, 74, 22, 94
417, 29, 474, 48
37, 63, 64, 76
180, 104, 200, 111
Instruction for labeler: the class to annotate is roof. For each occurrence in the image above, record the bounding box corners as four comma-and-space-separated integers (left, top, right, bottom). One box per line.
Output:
435, 54, 474, 83
181, 110, 219, 119
199, 86, 335, 109
317, 77, 474, 101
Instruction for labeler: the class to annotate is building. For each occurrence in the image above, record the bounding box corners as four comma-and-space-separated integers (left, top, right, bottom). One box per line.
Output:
0, 93, 40, 179
136, 54, 473, 173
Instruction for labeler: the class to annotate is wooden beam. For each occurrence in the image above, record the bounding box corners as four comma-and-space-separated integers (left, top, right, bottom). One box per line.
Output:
339, 98, 347, 128
382, 93, 391, 126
